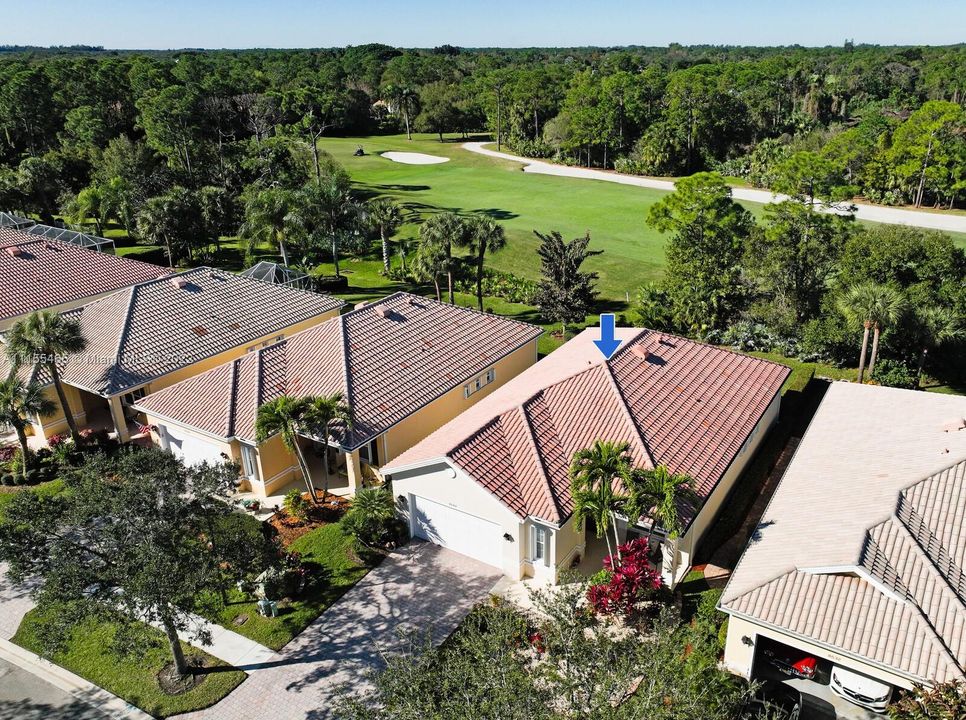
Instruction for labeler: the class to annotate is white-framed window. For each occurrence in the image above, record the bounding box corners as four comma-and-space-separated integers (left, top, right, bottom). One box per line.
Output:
464, 368, 496, 398
358, 439, 380, 466
240, 444, 259, 482
122, 386, 148, 406
531, 524, 548, 565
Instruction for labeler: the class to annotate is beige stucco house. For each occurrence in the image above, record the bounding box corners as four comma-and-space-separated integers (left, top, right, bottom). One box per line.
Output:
135, 292, 543, 500
1, 267, 343, 443
720, 383, 966, 702
383, 327, 789, 587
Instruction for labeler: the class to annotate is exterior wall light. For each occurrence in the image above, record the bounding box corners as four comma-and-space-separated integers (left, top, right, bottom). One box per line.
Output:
741, 635, 754, 647
503, 533, 514, 542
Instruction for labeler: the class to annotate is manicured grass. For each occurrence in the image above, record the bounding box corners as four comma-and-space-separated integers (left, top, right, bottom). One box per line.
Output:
320, 134, 670, 302
0, 479, 65, 518
319, 133, 966, 306
198, 520, 372, 651
13, 604, 245, 718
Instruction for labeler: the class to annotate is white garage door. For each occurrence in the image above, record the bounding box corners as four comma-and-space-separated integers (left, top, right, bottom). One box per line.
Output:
159, 424, 226, 466
411, 495, 503, 569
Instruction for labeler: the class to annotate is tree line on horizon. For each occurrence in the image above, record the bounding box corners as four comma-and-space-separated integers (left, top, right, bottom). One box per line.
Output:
0, 41, 964, 229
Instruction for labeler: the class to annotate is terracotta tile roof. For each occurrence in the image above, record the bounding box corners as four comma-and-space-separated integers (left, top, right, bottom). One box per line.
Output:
0, 228, 168, 322
720, 383, 966, 684
385, 327, 790, 525
2, 267, 344, 396
136, 293, 543, 447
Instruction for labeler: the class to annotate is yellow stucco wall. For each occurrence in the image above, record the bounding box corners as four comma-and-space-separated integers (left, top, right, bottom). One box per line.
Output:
723, 614, 915, 691
30, 309, 339, 444
383, 338, 539, 461
31, 384, 87, 439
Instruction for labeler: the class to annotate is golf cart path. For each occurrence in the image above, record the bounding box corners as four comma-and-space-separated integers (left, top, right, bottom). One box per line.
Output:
462, 141, 966, 233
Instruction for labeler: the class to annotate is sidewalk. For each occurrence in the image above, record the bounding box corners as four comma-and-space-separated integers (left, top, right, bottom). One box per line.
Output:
0, 637, 152, 720
144, 614, 280, 671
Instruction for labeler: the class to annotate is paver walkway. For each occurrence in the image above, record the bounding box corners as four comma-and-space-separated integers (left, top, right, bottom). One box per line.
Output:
463, 142, 966, 233
173, 542, 501, 720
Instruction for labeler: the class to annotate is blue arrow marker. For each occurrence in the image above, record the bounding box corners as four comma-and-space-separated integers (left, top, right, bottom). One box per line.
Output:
593, 313, 621, 359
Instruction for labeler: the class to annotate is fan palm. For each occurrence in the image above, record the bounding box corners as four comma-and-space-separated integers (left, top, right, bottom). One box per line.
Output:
239, 187, 295, 266
367, 198, 403, 274
914, 306, 964, 387
837, 282, 906, 383
0, 377, 56, 482
570, 440, 631, 564
255, 396, 317, 503
467, 216, 507, 311
6, 311, 88, 445
624, 465, 700, 540
302, 393, 353, 499
419, 213, 471, 304
306, 174, 361, 279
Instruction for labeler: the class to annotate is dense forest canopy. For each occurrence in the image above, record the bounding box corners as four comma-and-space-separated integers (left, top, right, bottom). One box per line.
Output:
1, 42, 965, 223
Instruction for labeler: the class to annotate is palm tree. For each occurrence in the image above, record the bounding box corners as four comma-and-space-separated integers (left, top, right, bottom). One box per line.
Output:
419, 213, 470, 303
302, 393, 353, 500
137, 195, 178, 268
572, 487, 619, 561
6, 311, 87, 445
914, 306, 965, 387
307, 174, 361, 279
383, 84, 418, 140
624, 465, 700, 541
239, 188, 295, 266
467, 216, 507, 311
837, 282, 906, 383
67, 184, 106, 236
255, 396, 317, 503
570, 440, 631, 564
0, 377, 55, 482
367, 198, 403, 274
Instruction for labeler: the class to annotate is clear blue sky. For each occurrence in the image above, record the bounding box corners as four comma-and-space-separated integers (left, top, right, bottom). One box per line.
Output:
4, 0, 965, 49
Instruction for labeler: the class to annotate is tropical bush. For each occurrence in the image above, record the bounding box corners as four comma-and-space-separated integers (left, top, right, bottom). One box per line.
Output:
872, 359, 918, 389
342, 487, 405, 550
283, 488, 311, 523
454, 268, 539, 305
586, 538, 663, 619
888, 680, 966, 719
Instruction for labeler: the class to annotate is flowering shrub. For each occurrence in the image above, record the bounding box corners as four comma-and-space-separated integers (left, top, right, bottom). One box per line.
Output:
47, 433, 69, 448
0, 445, 17, 463
586, 538, 663, 618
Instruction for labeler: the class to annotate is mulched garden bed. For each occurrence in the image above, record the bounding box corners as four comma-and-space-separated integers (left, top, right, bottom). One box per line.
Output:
157, 655, 211, 696
266, 492, 350, 547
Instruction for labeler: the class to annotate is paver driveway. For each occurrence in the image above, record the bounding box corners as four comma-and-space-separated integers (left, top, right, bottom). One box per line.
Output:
174, 541, 501, 720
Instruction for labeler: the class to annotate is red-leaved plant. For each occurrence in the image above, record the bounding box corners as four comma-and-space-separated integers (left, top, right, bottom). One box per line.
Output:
587, 538, 662, 618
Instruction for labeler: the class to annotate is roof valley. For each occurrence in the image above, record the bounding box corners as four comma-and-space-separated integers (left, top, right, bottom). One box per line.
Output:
226, 358, 240, 438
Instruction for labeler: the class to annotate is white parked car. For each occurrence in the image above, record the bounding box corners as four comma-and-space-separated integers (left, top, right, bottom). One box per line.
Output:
829, 665, 892, 713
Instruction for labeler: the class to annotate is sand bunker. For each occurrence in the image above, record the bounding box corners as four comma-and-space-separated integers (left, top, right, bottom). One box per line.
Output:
381, 151, 450, 165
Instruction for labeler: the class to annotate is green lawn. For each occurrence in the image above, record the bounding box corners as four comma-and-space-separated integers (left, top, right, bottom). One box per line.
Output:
318, 133, 966, 306
13, 604, 245, 718
198, 520, 372, 651
319, 134, 670, 302
0, 479, 65, 518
